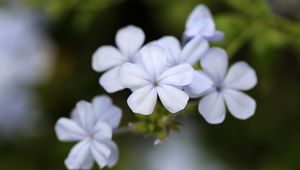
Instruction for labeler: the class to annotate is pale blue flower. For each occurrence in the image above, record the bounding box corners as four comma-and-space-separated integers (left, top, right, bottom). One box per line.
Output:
119, 45, 194, 115
55, 96, 122, 169
198, 48, 257, 124
153, 36, 213, 98
92, 25, 145, 93
184, 4, 224, 42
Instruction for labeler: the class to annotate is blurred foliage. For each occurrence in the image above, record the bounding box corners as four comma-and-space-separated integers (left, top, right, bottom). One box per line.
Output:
26, 0, 124, 32
0, 0, 300, 169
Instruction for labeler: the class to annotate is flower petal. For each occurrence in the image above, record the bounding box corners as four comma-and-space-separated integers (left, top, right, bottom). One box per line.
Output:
72, 101, 95, 132
92, 45, 125, 72
184, 4, 215, 38
180, 36, 209, 65
158, 64, 194, 86
102, 140, 119, 168
93, 121, 112, 140
65, 140, 93, 170
92, 96, 122, 129
119, 62, 152, 90
224, 61, 257, 90
91, 141, 111, 169
99, 66, 124, 93
198, 91, 226, 124
140, 45, 167, 80
127, 85, 157, 115
222, 89, 256, 120
206, 31, 224, 42
184, 70, 213, 98
157, 85, 189, 113
55, 118, 86, 142
91, 95, 113, 113
116, 25, 145, 58
153, 36, 181, 66
201, 47, 228, 82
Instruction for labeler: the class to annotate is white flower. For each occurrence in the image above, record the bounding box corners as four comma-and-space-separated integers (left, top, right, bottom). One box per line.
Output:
92, 25, 145, 93
0, 9, 54, 89
153, 36, 213, 97
119, 44, 194, 115
198, 48, 257, 124
55, 95, 122, 169
184, 4, 224, 42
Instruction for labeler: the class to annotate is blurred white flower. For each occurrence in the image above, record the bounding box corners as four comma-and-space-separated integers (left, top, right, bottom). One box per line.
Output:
0, 8, 54, 138
153, 36, 213, 98
0, 10, 54, 89
55, 95, 122, 169
146, 122, 226, 170
184, 4, 224, 42
119, 45, 194, 115
92, 25, 145, 93
198, 48, 257, 124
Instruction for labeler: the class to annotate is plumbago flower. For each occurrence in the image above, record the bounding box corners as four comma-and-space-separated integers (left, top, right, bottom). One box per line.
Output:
119, 45, 194, 115
153, 36, 213, 97
92, 25, 145, 93
197, 48, 257, 124
55, 96, 122, 169
183, 4, 224, 42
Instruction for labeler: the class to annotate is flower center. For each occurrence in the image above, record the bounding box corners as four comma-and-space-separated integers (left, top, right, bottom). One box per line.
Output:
153, 80, 159, 87
215, 85, 223, 92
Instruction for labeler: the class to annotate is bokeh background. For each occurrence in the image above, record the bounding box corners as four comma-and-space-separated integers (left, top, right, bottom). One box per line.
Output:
0, 0, 300, 169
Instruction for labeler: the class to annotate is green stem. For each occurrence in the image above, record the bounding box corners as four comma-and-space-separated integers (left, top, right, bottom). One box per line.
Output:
113, 124, 134, 136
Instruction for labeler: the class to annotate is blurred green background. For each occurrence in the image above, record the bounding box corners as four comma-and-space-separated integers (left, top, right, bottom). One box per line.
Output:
1, 0, 300, 169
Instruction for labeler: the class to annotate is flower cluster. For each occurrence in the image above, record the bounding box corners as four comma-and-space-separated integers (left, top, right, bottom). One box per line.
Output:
55, 4, 257, 170
55, 96, 122, 169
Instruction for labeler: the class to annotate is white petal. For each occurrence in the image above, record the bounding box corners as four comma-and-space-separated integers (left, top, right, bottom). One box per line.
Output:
140, 45, 167, 79
222, 89, 256, 120
153, 36, 181, 66
157, 85, 189, 113
65, 140, 93, 170
184, 4, 215, 38
201, 47, 228, 82
101, 107, 122, 130
92, 45, 125, 72
184, 70, 213, 98
180, 36, 209, 65
92, 121, 112, 141
91, 141, 111, 169
72, 101, 95, 132
158, 64, 194, 86
55, 118, 86, 142
116, 25, 145, 58
206, 31, 224, 42
224, 61, 257, 90
119, 62, 152, 90
127, 85, 157, 115
91, 95, 112, 113
102, 140, 119, 168
92, 96, 122, 129
99, 66, 124, 93
198, 91, 226, 124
